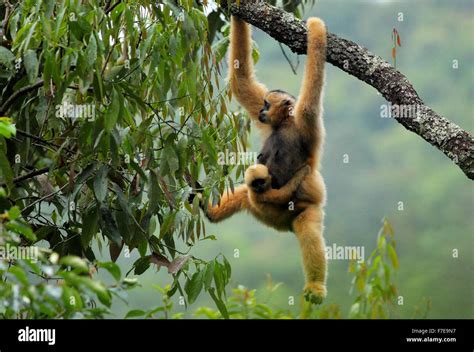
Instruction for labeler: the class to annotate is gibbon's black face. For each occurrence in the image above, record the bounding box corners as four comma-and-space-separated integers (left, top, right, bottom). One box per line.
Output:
259, 90, 296, 128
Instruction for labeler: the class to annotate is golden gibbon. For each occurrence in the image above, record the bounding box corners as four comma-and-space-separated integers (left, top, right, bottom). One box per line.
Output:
202, 16, 328, 304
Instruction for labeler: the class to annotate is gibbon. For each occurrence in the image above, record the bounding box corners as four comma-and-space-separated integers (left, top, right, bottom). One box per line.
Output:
203, 16, 328, 304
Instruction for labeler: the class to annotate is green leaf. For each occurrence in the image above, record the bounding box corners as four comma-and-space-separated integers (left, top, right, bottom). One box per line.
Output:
203, 261, 214, 290
81, 206, 99, 248
133, 256, 151, 275
213, 262, 225, 298
223, 256, 232, 283
99, 206, 122, 246
208, 287, 229, 319
0, 119, 17, 138
8, 265, 29, 285
104, 88, 120, 132
147, 169, 161, 214
93, 165, 109, 203
6, 221, 36, 241
80, 277, 111, 306
185, 271, 204, 304
60, 255, 89, 273
0, 144, 13, 189
85, 34, 97, 67
387, 244, 399, 269
125, 309, 146, 319
23, 49, 39, 83
0, 47, 15, 69
97, 262, 121, 281
7, 206, 21, 220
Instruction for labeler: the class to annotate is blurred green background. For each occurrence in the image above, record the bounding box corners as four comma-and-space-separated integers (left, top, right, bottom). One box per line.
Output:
105, 0, 474, 318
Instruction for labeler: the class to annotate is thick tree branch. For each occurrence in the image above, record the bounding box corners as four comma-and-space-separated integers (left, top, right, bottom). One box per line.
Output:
225, 1, 474, 180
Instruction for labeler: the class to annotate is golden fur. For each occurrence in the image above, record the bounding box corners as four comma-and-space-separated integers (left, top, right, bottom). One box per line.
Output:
204, 16, 328, 304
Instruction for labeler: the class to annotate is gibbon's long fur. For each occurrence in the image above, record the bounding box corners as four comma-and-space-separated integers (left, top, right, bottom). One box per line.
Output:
203, 17, 328, 304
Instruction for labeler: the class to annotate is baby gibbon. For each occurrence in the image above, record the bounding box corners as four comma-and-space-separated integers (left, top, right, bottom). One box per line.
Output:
203, 16, 328, 304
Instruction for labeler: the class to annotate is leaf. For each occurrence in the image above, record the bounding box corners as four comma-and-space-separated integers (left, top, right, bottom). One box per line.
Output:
109, 240, 123, 263
23, 49, 39, 84
93, 165, 109, 203
203, 261, 214, 290
213, 262, 225, 298
391, 47, 396, 60
60, 255, 89, 273
85, 34, 97, 67
185, 271, 204, 304
147, 169, 161, 214
387, 245, 399, 269
8, 266, 28, 285
0, 47, 15, 69
97, 262, 121, 281
208, 287, 229, 319
104, 88, 120, 132
79, 277, 111, 306
81, 206, 99, 248
133, 256, 151, 275
0, 144, 13, 189
397, 34, 401, 47
167, 255, 190, 274
223, 256, 232, 283
76, 163, 97, 185
6, 221, 36, 241
125, 309, 146, 319
0, 120, 16, 138
99, 206, 122, 246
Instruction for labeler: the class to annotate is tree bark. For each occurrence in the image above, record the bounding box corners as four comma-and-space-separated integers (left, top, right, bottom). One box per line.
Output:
225, 1, 474, 180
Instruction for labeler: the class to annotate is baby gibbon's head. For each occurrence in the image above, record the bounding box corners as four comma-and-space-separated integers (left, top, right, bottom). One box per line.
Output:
259, 90, 296, 128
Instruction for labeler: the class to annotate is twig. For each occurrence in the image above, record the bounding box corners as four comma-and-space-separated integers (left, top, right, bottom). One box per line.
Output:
0, 80, 44, 115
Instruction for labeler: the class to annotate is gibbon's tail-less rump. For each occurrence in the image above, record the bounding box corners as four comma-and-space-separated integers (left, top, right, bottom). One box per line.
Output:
203, 16, 328, 304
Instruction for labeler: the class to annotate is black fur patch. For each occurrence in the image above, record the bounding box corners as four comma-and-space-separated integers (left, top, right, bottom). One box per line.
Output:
258, 130, 309, 189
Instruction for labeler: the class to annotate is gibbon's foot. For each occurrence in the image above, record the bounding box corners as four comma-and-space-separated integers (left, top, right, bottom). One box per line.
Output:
244, 164, 271, 193
304, 282, 327, 305
306, 17, 326, 34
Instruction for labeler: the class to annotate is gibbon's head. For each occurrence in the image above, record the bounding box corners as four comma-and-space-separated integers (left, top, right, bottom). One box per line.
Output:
259, 90, 296, 128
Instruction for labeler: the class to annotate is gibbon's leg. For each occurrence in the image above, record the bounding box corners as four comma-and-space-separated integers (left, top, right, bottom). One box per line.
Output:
294, 18, 327, 167
228, 17, 270, 134
292, 206, 327, 304
256, 165, 311, 204
203, 185, 250, 223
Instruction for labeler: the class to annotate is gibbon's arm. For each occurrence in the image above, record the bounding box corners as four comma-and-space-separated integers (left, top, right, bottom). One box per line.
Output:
228, 17, 269, 132
294, 18, 327, 145
257, 165, 311, 204
203, 185, 249, 223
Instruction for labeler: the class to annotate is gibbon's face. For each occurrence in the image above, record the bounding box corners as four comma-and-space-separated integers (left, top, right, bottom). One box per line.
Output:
259, 90, 296, 128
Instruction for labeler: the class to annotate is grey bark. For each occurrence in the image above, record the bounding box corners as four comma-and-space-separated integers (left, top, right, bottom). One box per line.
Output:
226, 1, 474, 180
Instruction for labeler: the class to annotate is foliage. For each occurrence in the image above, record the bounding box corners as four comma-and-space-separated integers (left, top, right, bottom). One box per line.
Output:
126, 219, 430, 319
0, 0, 312, 316
0, 193, 139, 318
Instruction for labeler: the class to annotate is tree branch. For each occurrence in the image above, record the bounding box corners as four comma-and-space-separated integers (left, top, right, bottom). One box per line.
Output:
225, 1, 474, 180
13, 167, 49, 184
0, 79, 44, 115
